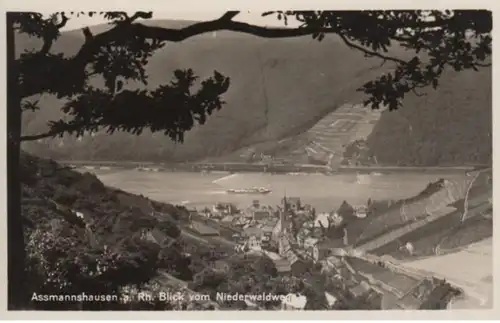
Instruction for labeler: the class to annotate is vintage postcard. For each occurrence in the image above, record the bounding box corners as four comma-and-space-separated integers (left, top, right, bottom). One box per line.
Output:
0, 0, 497, 320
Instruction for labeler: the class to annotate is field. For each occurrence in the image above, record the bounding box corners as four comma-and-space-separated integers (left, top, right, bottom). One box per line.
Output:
371, 194, 492, 261
345, 256, 420, 294
19, 19, 492, 166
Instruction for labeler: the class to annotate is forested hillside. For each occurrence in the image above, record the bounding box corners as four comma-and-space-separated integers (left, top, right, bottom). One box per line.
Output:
366, 68, 491, 166
20, 19, 491, 166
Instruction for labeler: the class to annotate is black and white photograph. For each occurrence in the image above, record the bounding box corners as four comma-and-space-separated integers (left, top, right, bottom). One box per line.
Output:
5, 7, 493, 314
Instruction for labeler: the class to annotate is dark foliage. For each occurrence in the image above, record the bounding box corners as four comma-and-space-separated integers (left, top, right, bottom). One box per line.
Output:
157, 219, 181, 239
190, 253, 284, 309
342, 140, 376, 165
366, 68, 491, 166
419, 280, 463, 309
20, 152, 190, 309
14, 12, 230, 143
337, 200, 356, 219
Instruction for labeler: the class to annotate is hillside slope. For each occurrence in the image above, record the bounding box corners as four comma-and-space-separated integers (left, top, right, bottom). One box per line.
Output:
20, 152, 394, 310
20, 151, 289, 310
366, 68, 492, 166
20, 19, 491, 166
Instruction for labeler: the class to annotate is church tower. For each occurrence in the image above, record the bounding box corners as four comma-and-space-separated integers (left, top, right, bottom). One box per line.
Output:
281, 195, 287, 231
278, 193, 289, 255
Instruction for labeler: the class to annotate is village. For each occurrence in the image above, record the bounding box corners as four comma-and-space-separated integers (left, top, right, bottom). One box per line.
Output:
120, 168, 492, 310
164, 184, 469, 310
191, 196, 366, 258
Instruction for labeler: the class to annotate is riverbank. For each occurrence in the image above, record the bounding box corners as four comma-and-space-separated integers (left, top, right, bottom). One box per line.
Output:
58, 160, 477, 175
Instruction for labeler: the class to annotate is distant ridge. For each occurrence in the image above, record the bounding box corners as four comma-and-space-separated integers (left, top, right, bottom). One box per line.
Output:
20, 19, 491, 166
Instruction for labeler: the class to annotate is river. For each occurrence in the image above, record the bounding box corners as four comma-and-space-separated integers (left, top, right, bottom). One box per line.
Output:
86, 169, 468, 212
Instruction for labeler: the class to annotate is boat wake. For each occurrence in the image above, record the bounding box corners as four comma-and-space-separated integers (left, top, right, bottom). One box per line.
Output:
204, 190, 228, 195
287, 172, 307, 176
212, 173, 239, 184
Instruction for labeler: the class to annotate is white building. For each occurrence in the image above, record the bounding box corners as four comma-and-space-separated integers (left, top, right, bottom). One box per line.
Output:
325, 292, 338, 308
354, 206, 368, 218
281, 294, 307, 310
248, 235, 263, 251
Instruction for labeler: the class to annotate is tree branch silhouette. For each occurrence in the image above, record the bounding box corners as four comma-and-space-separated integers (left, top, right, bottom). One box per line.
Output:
15, 10, 492, 140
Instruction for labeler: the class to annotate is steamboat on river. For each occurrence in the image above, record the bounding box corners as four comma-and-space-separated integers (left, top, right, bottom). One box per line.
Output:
226, 187, 272, 195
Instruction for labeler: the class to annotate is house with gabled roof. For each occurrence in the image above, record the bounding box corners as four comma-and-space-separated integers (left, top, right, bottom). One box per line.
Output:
283, 248, 311, 276
220, 215, 235, 224
264, 250, 292, 274
190, 221, 220, 236
243, 226, 264, 238
261, 220, 277, 236
143, 228, 170, 246
312, 236, 347, 263
274, 258, 293, 274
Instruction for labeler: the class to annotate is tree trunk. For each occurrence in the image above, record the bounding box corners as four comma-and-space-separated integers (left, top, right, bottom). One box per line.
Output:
7, 12, 27, 309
